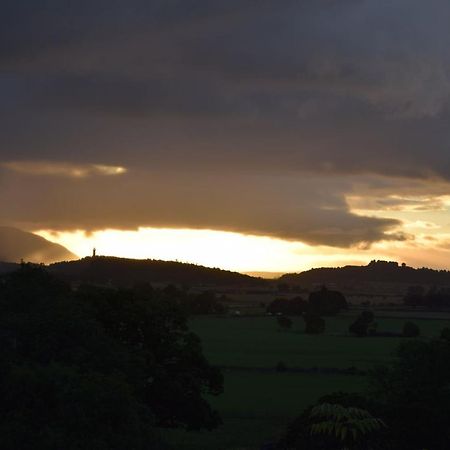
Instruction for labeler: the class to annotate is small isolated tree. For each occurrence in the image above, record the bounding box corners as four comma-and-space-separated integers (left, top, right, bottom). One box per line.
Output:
309, 403, 386, 450
277, 315, 293, 331
349, 311, 374, 337
304, 313, 325, 334
308, 286, 348, 316
402, 321, 420, 338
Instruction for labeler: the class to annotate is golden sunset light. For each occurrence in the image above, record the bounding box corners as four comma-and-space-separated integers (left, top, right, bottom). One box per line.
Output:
3, 3, 450, 448
36, 223, 450, 274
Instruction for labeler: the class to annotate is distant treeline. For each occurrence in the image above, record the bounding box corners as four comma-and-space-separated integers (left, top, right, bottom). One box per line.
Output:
267, 286, 348, 317
404, 285, 450, 309
280, 260, 450, 286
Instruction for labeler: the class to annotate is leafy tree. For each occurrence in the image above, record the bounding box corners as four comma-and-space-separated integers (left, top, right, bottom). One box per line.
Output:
369, 339, 450, 449
304, 313, 325, 334
0, 264, 223, 449
308, 286, 348, 316
186, 290, 227, 314
402, 321, 420, 337
279, 339, 450, 450
349, 311, 375, 337
309, 403, 386, 450
277, 394, 388, 450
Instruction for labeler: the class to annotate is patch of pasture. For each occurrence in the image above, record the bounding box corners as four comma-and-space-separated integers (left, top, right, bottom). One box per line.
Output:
165, 314, 450, 449
165, 371, 366, 450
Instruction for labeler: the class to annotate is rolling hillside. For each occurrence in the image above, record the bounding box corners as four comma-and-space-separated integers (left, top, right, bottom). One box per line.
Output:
0, 227, 77, 264
49, 256, 266, 287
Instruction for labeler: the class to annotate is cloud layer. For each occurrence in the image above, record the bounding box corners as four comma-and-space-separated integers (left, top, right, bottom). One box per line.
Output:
1, 1, 450, 248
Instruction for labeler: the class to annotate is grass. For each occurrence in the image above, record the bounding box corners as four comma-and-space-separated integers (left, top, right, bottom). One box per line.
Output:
190, 315, 450, 369
165, 372, 367, 450
164, 313, 450, 449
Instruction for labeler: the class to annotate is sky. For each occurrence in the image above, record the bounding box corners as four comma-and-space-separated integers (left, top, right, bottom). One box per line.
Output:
2, 1, 450, 273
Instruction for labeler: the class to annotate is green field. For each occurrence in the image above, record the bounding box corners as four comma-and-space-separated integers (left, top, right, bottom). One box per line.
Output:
165, 313, 450, 449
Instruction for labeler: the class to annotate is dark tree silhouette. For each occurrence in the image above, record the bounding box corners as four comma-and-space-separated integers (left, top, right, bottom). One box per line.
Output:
308, 286, 348, 316
0, 264, 223, 450
349, 311, 375, 337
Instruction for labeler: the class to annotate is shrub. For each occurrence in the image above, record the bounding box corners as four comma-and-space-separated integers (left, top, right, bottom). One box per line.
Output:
349, 311, 375, 337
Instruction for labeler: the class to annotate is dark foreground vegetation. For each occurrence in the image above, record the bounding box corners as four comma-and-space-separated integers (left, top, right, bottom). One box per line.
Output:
277, 337, 450, 449
3, 263, 450, 449
0, 264, 223, 449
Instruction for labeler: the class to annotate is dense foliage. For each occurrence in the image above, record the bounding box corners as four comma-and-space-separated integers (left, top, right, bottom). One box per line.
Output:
277, 393, 386, 450
279, 336, 450, 450
0, 264, 223, 449
308, 287, 348, 316
267, 287, 347, 318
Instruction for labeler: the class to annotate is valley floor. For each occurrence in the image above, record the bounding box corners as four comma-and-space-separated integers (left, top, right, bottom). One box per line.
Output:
165, 313, 450, 450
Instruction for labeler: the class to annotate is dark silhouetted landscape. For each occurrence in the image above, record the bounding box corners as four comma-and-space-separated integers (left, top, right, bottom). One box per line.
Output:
3, 1, 450, 449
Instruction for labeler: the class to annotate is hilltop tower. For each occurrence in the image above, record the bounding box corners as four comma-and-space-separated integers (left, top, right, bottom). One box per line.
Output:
92, 247, 96, 258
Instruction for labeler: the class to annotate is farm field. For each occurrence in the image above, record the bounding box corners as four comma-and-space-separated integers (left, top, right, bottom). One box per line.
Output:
165, 313, 450, 450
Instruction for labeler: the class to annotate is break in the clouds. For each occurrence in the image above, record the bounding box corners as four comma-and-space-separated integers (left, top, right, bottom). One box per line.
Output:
1, 0, 450, 249
2, 161, 127, 178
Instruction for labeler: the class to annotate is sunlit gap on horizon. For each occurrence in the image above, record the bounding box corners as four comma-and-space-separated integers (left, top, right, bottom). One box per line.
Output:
34, 227, 387, 274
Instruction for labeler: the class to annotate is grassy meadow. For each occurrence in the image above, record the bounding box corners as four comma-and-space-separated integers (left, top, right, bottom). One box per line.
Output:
165, 312, 450, 450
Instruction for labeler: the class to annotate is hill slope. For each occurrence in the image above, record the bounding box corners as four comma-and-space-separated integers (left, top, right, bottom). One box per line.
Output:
0, 227, 77, 264
49, 256, 266, 287
280, 260, 450, 287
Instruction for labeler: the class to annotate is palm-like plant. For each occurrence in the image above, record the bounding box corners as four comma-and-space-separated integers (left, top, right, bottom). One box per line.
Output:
309, 403, 386, 450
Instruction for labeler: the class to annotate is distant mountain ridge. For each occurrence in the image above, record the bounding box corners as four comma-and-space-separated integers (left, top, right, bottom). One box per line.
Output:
279, 260, 450, 286
0, 227, 77, 264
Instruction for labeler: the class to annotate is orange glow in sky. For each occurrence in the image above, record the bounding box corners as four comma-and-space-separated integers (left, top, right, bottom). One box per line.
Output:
34, 224, 450, 275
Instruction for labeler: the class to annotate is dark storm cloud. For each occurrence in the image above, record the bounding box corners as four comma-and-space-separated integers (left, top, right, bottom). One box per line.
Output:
1, 0, 449, 246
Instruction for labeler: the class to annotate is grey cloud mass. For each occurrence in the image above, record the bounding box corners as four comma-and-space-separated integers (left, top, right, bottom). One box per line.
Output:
1, 0, 449, 246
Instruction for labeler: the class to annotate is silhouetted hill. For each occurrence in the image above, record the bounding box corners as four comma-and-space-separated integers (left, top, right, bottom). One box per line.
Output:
0, 261, 19, 275
280, 260, 450, 286
49, 256, 266, 287
0, 227, 77, 264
